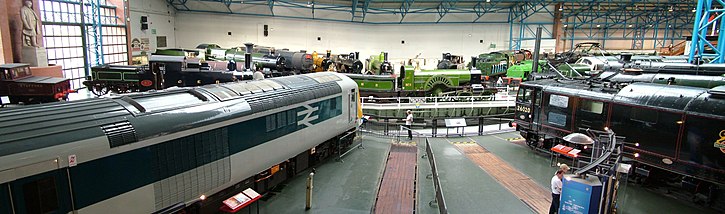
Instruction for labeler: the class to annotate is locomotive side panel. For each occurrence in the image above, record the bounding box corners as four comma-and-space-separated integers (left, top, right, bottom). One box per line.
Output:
680, 115, 725, 182
539, 92, 575, 136
610, 104, 683, 158
573, 98, 609, 131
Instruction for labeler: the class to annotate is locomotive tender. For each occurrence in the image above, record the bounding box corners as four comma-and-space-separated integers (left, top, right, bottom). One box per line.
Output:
85, 55, 235, 95
0, 72, 360, 213
514, 79, 725, 187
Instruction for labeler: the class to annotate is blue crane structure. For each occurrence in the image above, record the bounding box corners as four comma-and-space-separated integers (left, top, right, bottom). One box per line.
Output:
689, 0, 724, 63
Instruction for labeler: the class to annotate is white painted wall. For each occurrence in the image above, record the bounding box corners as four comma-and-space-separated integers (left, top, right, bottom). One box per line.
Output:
128, 0, 176, 54
174, 12, 515, 60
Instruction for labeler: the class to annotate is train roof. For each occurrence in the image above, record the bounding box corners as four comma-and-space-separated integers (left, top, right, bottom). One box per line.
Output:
0, 63, 29, 69
0, 72, 350, 157
12, 76, 68, 84
521, 79, 619, 101
614, 83, 705, 111
522, 79, 724, 116
149, 55, 186, 62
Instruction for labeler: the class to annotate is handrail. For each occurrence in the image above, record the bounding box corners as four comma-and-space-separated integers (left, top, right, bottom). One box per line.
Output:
360, 94, 517, 110
425, 139, 448, 214
336, 128, 362, 162
573, 129, 621, 176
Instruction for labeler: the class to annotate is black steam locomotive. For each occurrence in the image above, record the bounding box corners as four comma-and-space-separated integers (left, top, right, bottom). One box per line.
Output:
84, 55, 235, 95
514, 78, 724, 204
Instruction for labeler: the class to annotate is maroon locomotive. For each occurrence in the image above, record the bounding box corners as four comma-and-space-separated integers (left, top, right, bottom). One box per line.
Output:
0, 63, 73, 105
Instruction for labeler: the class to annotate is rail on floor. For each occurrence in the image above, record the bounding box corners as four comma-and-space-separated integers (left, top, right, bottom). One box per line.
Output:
424, 138, 448, 214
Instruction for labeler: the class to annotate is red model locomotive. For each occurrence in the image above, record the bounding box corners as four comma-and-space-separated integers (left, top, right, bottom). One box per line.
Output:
0, 63, 73, 105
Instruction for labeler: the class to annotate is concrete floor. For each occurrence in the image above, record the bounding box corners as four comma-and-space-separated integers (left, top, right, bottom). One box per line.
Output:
256, 131, 719, 214
257, 136, 391, 214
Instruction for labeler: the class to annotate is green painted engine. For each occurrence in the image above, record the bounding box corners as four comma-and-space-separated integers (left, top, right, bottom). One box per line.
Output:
348, 65, 484, 97
470, 50, 532, 77
505, 60, 547, 80
366, 52, 393, 75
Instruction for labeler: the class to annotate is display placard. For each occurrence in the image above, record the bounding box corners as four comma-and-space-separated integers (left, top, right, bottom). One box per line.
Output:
444, 118, 467, 127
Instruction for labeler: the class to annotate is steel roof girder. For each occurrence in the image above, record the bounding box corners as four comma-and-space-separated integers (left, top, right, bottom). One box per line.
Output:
268, 0, 275, 15
472, 1, 502, 22
436, 0, 459, 23
351, 0, 359, 20
399, 0, 415, 23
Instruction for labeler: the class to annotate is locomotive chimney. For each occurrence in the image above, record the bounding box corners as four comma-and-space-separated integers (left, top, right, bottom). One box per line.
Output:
355, 52, 360, 60
620, 53, 633, 63
383, 52, 389, 61
326, 50, 331, 58
471, 56, 477, 68
244, 43, 254, 71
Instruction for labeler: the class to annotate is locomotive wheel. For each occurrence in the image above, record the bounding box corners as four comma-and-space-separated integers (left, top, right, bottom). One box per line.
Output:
91, 85, 110, 96
424, 75, 453, 94
428, 84, 447, 97
525, 135, 539, 149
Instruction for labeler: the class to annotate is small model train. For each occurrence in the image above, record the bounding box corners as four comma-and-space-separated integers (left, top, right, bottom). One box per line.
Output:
514, 78, 724, 206
0, 63, 73, 105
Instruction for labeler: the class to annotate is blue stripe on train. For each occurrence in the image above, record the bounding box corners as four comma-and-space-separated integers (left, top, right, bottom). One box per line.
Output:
69, 96, 342, 209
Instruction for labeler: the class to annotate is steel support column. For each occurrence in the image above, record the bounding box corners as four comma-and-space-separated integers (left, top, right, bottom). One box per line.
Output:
689, 0, 725, 63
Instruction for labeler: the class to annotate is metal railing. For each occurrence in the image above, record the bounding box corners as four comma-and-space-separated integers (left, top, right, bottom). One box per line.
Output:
336, 128, 364, 162
424, 139, 448, 214
361, 90, 517, 106
360, 114, 515, 138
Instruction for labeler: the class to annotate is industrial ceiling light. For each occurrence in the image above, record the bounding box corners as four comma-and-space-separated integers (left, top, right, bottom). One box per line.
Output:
486, 0, 491, 2
668, 6, 673, 12
628, 24, 633, 27
596, 24, 601, 27
563, 24, 568, 27
692, 8, 696, 12
558, 7, 563, 11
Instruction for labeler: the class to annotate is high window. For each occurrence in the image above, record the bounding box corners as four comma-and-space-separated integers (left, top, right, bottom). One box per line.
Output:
39, 0, 128, 89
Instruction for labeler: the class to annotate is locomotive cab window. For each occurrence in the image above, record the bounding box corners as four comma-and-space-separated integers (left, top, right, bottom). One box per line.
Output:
517, 87, 532, 103
580, 99, 604, 114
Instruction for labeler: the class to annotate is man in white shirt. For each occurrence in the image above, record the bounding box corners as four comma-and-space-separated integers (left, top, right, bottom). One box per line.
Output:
549, 169, 564, 214
405, 110, 413, 140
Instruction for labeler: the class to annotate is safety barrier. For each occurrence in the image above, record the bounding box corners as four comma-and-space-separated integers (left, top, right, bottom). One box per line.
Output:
336, 128, 364, 162
360, 113, 515, 138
